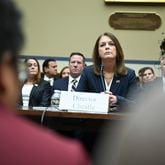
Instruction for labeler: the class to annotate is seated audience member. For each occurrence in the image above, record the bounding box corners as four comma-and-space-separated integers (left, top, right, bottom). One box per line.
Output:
53, 52, 89, 150
137, 67, 144, 87
155, 54, 165, 92
141, 66, 156, 84
160, 38, 165, 56
42, 58, 59, 86
19, 57, 52, 107
53, 52, 86, 91
77, 32, 137, 109
137, 66, 157, 91
59, 66, 70, 78
159, 38, 165, 92
0, 0, 90, 164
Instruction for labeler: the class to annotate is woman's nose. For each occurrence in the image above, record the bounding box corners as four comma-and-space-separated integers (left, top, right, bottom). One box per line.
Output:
105, 43, 110, 49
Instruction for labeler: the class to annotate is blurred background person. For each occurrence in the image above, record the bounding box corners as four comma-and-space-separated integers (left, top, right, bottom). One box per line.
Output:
160, 55, 165, 92
150, 54, 165, 94
0, 0, 90, 164
42, 58, 59, 86
53, 52, 85, 91
159, 39, 165, 92
59, 66, 70, 78
77, 32, 137, 109
19, 57, 52, 107
136, 67, 143, 88
93, 88, 165, 165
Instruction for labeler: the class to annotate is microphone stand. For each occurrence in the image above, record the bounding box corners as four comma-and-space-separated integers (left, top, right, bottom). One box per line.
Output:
100, 64, 106, 92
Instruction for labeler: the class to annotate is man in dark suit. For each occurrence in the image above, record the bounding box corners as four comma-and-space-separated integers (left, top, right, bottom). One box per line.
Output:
159, 39, 165, 92
42, 58, 60, 86
0, 1, 90, 164
152, 54, 165, 93
161, 56, 165, 91
53, 52, 86, 91
52, 52, 89, 151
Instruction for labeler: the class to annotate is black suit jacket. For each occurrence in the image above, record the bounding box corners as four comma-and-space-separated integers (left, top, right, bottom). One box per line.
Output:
53, 77, 69, 91
19, 80, 52, 107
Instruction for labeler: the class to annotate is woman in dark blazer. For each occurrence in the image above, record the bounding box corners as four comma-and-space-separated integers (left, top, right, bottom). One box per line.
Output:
77, 32, 137, 108
19, 57, 52, 108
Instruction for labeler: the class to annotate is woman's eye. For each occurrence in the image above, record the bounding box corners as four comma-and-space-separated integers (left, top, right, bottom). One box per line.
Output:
27, 63, 32, 67
109, 42, 115, 46
99, 43, 105, 47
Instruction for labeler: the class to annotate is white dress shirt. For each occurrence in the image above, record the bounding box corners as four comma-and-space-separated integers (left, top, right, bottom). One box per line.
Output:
22, 84, 33, 107
44, 75, 54, 86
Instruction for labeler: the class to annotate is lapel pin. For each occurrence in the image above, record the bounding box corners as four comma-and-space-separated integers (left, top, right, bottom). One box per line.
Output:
116, 80, 120, 83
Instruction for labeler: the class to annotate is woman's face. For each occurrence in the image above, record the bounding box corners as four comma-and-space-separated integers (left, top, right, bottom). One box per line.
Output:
98, 35, 117, 60
26, 59, 39, 77
62, 67, 70, 78
142, 69, 155, 83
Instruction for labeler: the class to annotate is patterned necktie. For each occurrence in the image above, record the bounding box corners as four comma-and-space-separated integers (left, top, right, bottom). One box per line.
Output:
71, 79, 77, 91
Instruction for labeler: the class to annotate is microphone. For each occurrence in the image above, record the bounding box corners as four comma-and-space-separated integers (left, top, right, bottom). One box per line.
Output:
100, 64, 106, 92
101, 64, 104, 72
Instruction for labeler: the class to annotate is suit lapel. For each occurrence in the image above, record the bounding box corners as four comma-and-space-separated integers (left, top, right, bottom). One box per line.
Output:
29, 85, 37, 102
110, 75, 121, 93
93, 75, 105, 92
64, 77, 69, 91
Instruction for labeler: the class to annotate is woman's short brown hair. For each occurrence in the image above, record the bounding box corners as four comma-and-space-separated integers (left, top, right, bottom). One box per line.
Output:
92, 32, 127, 75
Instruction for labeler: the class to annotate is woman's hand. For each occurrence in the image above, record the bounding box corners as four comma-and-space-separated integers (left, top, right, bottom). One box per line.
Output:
101, 91, 117, 106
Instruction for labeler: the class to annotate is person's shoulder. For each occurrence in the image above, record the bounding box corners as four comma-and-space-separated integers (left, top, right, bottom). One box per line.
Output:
83, 65, 94, 72
2, 110, 90, 164
125, 67, 136, 76
126, 67, 135, 73
155, 76, 162, 81
55, 77, 68, 82
39, 80, 50, 86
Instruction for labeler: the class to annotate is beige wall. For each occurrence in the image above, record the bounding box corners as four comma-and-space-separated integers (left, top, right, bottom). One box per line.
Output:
15, 0, 165, 76
15, 0, 165, 60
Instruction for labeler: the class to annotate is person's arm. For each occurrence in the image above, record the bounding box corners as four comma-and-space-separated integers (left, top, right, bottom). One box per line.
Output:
117, 69, 138, 106
40, 81, 52, 107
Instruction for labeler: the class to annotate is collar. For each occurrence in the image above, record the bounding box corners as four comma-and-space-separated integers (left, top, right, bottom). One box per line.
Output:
44, 75, 53, 81
69, 75, 81, 83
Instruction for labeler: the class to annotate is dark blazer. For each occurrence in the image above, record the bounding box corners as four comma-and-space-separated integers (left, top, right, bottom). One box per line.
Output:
77, 65, 138, 106
53, 77, 69, 91
19, 80, 52, 107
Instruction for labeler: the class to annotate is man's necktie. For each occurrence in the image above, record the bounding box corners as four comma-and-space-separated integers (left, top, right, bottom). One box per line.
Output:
71, 79, 77, 91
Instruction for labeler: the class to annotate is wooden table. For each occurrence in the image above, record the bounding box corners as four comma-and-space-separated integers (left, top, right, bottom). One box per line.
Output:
16, 109, 129, 153
17, 109, 127, 120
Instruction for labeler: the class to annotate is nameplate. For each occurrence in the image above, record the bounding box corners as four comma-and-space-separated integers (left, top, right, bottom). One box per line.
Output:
59, 91, 109, 113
